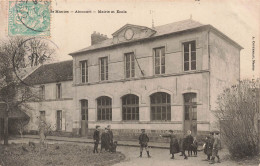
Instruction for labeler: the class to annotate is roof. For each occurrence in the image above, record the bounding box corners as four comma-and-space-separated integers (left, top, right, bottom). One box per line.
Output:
23, 60, 73, 85
70, 19, 243, 55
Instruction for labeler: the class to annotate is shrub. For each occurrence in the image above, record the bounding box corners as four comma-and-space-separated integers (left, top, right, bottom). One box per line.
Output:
215, 79, 259, 158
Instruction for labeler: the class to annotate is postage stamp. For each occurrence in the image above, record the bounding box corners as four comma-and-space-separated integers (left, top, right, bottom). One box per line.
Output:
8, 0, 51, 36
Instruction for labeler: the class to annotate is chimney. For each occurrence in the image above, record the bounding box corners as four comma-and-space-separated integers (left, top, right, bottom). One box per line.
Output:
91, 31, 108, 45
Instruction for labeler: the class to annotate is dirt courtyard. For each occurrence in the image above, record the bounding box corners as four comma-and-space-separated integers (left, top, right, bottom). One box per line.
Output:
114, 146, 259, 166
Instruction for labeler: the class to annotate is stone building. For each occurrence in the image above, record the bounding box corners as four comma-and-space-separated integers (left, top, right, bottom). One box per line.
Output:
68, 19, 242, 140
23, 60, 74, 134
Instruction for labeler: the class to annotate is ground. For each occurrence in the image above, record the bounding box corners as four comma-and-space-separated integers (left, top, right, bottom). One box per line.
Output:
0, 143, 125, 166
114, 146, 259, 166
1, 138, 259, 166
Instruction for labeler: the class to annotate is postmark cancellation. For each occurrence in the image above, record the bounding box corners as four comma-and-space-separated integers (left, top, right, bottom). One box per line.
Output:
8, 0, 51, 36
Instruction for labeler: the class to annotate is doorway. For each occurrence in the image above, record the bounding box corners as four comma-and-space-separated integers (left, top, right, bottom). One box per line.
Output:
56, 110, 62, 131
80, 100, 88, 136
183, 93, 197, 136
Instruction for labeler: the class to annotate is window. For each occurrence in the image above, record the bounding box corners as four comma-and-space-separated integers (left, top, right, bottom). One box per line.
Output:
39, 110, 46, 121
125, 52, 135, 78
184, 93, 197, 121
100, 57, 108, 81
122, 94, 139, 120
81, 100, 88, 120
97, 96, 112, 121
39, 85, 45, 100
183, 41, 196, 71
150, 92, 171, 121
56, 83, 62, 99
80, 60, 88, 83
56, 110, 62, 131
154, 47, 165, 75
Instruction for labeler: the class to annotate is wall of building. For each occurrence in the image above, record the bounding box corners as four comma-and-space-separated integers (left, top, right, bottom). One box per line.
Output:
71, 29, 213, 139
209, 31, 241, 130
72, 72, 210, 139
73, 30, 209, 85
25, 81, 74, 133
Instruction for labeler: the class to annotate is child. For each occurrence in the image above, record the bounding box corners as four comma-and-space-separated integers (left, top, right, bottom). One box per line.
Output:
93, 125, 100, 153
160, 130, 180, 159
110, 141, 118, 153
186, 130, 194, 157
138, 129, 151, 158
179, 133, 188, 159
192, 137, 198, 156
210, 132, 221, 164
101, 128, 110, 152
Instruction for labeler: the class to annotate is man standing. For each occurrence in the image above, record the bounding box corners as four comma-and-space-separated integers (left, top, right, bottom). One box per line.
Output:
139, 129, 151, 158
210, 131, 221, 164
101, 128, 110, 152
160, 130, 180, 159
107, 125, 113, 151
93, 125, 100, 153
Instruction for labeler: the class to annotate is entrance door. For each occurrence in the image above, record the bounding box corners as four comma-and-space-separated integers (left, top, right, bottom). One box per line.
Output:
56, 110, 62, 131
81, 100, 88, 136
183, 93, 197, 136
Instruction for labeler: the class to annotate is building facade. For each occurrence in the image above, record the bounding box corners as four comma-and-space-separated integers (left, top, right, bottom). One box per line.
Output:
24, 60, 74, 134
68, 19, 242, 140
23, 19, 242, 141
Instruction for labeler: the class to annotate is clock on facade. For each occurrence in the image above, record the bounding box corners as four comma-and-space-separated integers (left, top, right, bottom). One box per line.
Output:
124, 28, 134, 40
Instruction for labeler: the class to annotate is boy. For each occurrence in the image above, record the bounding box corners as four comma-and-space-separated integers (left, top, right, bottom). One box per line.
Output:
93, 125, 100, 153
210, 131, 221, 164
192, 137, 198, 156
107, 125, 113, 151
139, 129, 151, 158
186, 130, 194, 157
203, 132, 214, 161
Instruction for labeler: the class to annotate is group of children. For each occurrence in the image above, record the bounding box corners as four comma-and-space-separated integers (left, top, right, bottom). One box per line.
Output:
139, 129, 198, 159
203, 131, 221, 164
139, 129, 220, 164
93, 125, 117, 153
93, 126, 221, 164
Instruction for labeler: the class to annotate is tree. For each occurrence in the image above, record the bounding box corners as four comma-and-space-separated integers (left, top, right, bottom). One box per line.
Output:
0, 37, 55, 145
15, 118, 30, 138
214, 79, 259, 158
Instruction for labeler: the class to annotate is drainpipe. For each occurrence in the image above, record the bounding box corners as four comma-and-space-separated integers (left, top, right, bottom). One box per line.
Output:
207, 28, 211, 132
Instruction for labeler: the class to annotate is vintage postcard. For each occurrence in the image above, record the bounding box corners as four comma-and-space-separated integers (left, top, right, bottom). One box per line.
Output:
0, 0, 259, 166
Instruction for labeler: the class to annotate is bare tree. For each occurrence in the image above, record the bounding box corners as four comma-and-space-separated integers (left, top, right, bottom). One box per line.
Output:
0, 36, 56, 145
214, 79, 259, 158
15, 119, 30, 138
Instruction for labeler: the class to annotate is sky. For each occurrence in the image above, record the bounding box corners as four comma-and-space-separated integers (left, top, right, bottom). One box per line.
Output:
0, 0, 259, 79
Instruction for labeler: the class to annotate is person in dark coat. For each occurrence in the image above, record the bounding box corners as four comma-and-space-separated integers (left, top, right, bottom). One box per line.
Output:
191, 136, 198, 156
107, 125, 113, 151
101, 128, 110, 152
139, 129, 151, 158
160, 130, 180, 159
185, 130, 194, 157
93, 125, 100, 153
210, 132, 221, 164
179, 133, 188, 159
203, 132, 214, 161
